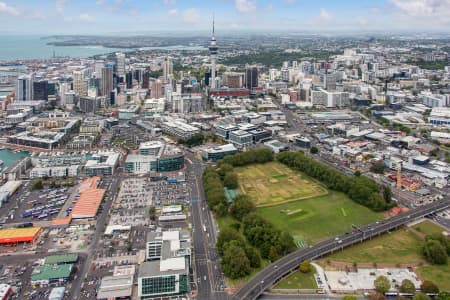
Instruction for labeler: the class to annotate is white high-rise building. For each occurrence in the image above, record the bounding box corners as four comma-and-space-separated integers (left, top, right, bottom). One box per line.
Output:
15, 75, 34, 101
163, 57, 173, 82
94, 60, 105, 78
116, 53, 126, 78
209, 18, 218, 89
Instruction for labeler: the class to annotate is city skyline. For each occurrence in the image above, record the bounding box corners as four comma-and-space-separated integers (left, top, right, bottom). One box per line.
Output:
0, 0, 450, 34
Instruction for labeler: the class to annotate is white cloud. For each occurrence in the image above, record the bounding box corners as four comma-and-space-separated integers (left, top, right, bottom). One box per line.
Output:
318, 8, 332, 22
163, 0, 176, 5
235, 0, 257, 13
55, 0, 68, 15
182, 8, 199, 24
0, 2, 19, 16
267, 3, 273, 11
389, 0, 450, 17
286, 0, 296, 5
79, 13, 95, 22
168, 9, 178, 16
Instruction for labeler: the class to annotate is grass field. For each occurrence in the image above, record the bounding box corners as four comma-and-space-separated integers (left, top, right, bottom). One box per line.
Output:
256, 191, 383, 244
235, 162, 328, 207
326, 227, 425, 264
413, 220, 448, 236
274, 267, 318, 289
417, 265, 450, 291
323, 221, 450, 291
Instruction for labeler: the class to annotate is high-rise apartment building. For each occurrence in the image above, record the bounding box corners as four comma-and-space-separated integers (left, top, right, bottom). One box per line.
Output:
101, 67, 113, 100
116, 53, 126, 78
15, 75, 34, 101
162, 57, 173, 82
245, 66, 258, 90
73, 71, 86, 96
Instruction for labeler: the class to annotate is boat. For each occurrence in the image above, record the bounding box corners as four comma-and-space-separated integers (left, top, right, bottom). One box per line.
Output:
0, 160, 3, 167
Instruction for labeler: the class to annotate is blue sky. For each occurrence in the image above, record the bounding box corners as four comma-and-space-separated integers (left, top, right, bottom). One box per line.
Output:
0, 0, 449, 34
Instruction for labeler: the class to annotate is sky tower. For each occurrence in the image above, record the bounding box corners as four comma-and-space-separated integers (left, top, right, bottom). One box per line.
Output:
209, 16, 218, 89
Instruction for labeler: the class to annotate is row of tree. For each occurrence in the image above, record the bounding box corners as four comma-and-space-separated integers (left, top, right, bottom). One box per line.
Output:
220, 148, 273, 167
422, 233, 450, 265
177, 133, 205, 148
217, 227, 261, 279
373, 275, 442, 300
202, 167, 228, 216
276, 151, 393, 211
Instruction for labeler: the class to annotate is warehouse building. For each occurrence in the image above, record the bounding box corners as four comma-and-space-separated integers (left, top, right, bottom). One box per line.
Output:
0, 227, 41, 246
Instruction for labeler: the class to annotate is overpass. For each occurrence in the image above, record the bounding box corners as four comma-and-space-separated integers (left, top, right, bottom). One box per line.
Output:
232, 199, 450, 300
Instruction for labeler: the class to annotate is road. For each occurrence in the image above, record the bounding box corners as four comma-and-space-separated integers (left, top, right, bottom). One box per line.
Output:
232, 199, 450, 300
186, 152, 228, 300
70, 175, 121, 300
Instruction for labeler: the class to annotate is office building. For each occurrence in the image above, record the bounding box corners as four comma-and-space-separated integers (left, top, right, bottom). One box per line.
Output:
15, 75, 33, 101
229, 130, 253, 148
311, 89, 349, 107
33, 80, 48, 101
101, 67, 113, 99
116, 53, 126, 78
245, 66, 258, 90
201, 144, 237, 162
163, 57, 173, 82
73, 71, 86, 96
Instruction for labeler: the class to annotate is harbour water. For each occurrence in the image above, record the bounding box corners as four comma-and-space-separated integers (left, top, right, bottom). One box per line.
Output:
0, 148, 30, 170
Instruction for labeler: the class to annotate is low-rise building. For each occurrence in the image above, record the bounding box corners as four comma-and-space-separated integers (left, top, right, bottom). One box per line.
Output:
201, 144, 238, 162
229, 130, 253, 148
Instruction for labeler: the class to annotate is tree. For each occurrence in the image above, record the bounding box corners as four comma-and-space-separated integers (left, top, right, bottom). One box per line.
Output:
148, 206, 157, 221
422, 239, 448, 265
217, 163, 234, 178
31, 179, 44, 190
382, 186, 392, 203
229, 195, 255, 221
299, 261, 312, 273
399, 279, 416, 294
374, 275, 391, 294
342, 296, 357, 300
436, 292, 450, 300
310, 146, 319, 154
268, 246, 280, 262
420, 280, 439, 294
223, 172, 238, 189
413, 293, 431, 300
244, 245, 261, 268
217, 228, 244, 256
221, 241, 251, 279
354, 170, 361, 177
370, 161, 385, 174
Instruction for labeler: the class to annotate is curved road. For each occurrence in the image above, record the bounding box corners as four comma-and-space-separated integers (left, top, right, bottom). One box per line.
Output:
232, 199, 450, 300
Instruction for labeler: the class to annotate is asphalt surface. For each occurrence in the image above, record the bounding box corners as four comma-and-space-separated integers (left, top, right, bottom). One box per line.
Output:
232, 199, 450, 300
186, 153, 228, 300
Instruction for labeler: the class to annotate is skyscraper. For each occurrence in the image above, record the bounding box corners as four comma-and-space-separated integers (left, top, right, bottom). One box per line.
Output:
209, 17, 218, 89
73, 71, 86, 96
116, 53, 126, 78
162, 57, 173, 82
33, 79, 48, 101
245, 66, 258, 90
15, 75, 33, 101
101, 67, 113, 100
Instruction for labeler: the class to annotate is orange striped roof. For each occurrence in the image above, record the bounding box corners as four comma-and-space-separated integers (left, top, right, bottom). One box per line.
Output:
51, 216, 72, 226
78, 176, 101, 193
71, 188, 105, 218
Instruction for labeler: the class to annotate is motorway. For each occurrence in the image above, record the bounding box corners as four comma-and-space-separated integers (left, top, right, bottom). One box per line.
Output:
232, 199, 450, 300
186, 152, 228, 300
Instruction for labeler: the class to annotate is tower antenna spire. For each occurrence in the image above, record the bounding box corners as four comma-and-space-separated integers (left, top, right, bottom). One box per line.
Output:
213, 13, 215, 36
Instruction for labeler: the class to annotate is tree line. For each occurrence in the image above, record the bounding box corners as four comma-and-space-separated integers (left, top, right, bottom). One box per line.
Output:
202, 148, 296, 279
277, 151, 393, 211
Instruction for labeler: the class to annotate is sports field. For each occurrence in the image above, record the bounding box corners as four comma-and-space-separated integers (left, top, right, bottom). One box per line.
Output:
235, 162, 328, 207
256, 191, 383, 245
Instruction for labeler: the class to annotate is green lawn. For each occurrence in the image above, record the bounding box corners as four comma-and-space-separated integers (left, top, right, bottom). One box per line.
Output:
417, 265, 450, 292
327, 227, 425, 264
256, 191, 383, 244
413, 220, 448, 236
235, 162, 328, 207
274, 267, 318, 289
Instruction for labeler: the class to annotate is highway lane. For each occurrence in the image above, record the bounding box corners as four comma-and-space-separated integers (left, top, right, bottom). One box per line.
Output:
232, 199, 450, 300
186, 153, 227, 300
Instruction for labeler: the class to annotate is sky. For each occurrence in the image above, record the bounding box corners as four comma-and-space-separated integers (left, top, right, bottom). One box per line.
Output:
0, 0, 449, 35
